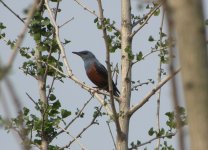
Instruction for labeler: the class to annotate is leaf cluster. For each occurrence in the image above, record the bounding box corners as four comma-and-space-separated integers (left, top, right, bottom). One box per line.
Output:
94, 17, 121, 52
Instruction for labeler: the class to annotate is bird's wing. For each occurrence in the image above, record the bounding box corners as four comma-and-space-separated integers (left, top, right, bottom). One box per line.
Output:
94, 62, 120, 96
94, 62, 108, 79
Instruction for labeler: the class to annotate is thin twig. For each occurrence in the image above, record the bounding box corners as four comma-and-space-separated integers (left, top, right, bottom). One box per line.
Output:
0, 86, 11, 118
132, 48, 166, 65
128, 67, 181, 116
52, 96, 93, 141
59, 106, 102, 150
26, 92, 41, 111
74, 0, 98, 17
59, 17, 74, 28
128, 132, 176, 150
130, 1, 164, 38
131, 81, 152, 91
54, 1, 60, 21
106, 121, 117, 149
58, 126, 87, 150
73, 0, 120, 32
0, 0, 25, 23
5, 78, 31, 150
1, 0, 40, 80
97, 0, 121, 137
156, 8, 165, 149
5, 78, 22, 113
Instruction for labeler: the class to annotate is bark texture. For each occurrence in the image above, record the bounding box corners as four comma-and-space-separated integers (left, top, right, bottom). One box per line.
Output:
167, 1, 208, 150
117, 0, 132, 149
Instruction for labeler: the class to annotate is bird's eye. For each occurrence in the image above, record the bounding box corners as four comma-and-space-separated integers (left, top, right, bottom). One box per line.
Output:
82, 52, 87, 55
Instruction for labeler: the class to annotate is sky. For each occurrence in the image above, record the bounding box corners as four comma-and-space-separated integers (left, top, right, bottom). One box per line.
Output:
0, 0, 207, 150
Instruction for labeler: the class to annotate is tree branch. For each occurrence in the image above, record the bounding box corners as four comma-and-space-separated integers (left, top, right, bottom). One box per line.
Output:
74, 0, 120, 32
128, 132, 176, 150
128, 67, 181, 116
130, 1, 164, 38
132, 47, 166, 66
52, 96, 93, 141
58, 126, 87, 150
44, 0, 114, 117
0, 0, 25, 23
0, 0, 41, 80
106, 121, 117, 149
97, 0, 122, 137
59, 106, 102, 150
58, 17, 74, 28
156, 8, 165, 149
74, 0, 99, 17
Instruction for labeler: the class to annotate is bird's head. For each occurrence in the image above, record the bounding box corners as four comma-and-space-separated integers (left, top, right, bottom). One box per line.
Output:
72, 50, 96, 61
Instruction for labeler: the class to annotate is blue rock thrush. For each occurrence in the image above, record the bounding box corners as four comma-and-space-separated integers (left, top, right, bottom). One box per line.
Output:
72, 50, 120, 97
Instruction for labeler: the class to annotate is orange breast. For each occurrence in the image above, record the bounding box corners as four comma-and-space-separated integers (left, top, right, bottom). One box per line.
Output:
86, 63, 108, 89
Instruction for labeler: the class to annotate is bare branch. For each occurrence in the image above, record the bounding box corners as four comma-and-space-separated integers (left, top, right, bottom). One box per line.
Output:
5, 78, 32, 150
106, 121, 117, 149
58, 126, 87, 150
0, 86, 11, 118
74, 0, 99, 17
73, 0, 120, 32
59, 17, 74, 28
156, 8, 166, 149
26, 92, 41, 112
130, 1, 164, 38
128, 132, 176, 150
97, 0, 122, 137
59, 106, 102, 150
128, 67, 181, 116
52, 96, 93, 140
0, 0, 41, 80
0, 0, 25, 23
132, 48, 166, 66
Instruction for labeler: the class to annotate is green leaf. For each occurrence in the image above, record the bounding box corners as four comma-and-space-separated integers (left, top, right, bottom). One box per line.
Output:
165, 112, 174, 120
107, 26, 112, 32
157, 128, 165, 137
61, 109, 71, 118
136, 140, 141, 145
42, 17, 51, 26
124, 46, 131, 52
148, 35, 154, 42
148, 127, 154, 136
94, 17, 98, 23
0, 22, 6, 30
97, 23, 102, 29
49, 94, 56, 101
136, 51, 143, 61
160, 32, 167, 38
52, 100, 61, 110
154, 9, 160, 16
23, 107, 30, 116
63, 39, 71, 45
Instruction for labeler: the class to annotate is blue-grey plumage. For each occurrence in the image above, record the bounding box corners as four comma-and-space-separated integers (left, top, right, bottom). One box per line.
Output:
72, 50, 120, 96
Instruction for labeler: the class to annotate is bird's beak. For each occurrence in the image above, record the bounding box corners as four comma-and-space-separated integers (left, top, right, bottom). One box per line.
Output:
72, 51, 80, 56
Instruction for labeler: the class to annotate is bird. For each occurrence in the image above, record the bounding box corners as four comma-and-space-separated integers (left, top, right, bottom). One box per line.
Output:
72, 50, 120, 97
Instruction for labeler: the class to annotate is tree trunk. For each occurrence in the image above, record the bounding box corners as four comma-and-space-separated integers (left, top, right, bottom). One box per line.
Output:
167, 1, 208, 150
35, 49, 49, 150
117, 0, 132, 149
